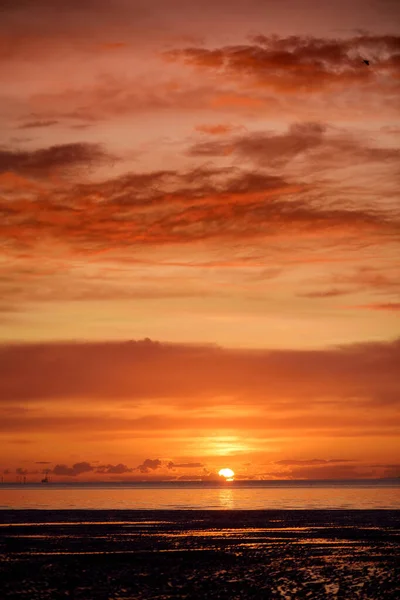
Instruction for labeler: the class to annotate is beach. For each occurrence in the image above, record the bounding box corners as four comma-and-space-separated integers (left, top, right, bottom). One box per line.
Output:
1, 509, 399, 599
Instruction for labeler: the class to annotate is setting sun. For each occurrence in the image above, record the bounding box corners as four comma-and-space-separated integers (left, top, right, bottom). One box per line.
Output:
218, 468, 235, 480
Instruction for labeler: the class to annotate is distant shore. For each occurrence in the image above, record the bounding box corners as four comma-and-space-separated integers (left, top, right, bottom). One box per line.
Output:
1, 510, 399, 599
1, 478, 399, 486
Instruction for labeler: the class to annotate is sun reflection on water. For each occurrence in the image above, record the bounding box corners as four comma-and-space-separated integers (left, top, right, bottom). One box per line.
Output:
218, 486, 235, 510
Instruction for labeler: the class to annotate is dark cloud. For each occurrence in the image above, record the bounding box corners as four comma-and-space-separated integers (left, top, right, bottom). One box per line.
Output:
264, 464, 376, 479
0, 143, 112, 178
167, 461, 204, 469
136, 458, 162, 473
166, 34, 400, 92
275, 459, 352, 466
284, 464, 375, 479
1, 161, 397, 254
373, 464, 400, 478
17, 120, 59, 130
188, 121, 400, 170
96, 463, 132, 474
52, 461, 94, 476
189, 122, 327, 164
0, 0, 101, 11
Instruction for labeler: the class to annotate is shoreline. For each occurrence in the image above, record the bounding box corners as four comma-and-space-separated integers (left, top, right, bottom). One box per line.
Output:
2, 510, 399, 599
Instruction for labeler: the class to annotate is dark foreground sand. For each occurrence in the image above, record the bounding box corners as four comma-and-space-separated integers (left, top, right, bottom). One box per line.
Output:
1, 510, 399, 599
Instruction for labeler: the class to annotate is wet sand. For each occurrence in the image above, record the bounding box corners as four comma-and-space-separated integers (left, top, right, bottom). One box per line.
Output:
1, 509, 399, 599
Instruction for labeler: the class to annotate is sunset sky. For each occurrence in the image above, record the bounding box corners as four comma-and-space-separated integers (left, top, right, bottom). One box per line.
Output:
1, 0, 399, 481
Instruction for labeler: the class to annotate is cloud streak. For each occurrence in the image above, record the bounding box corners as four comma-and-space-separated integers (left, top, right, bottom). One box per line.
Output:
0, 337, 398, 446
165, 34, 400, 93
0, 143, 112, 179
1, 158, 398, 255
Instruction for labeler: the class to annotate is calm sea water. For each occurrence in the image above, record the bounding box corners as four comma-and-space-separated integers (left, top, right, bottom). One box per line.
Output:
1, 480, 399, 510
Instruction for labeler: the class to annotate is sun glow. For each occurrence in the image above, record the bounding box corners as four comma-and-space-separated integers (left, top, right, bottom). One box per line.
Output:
218, 468, 235, 481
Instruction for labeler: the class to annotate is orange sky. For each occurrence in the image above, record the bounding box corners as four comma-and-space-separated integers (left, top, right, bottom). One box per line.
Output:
0, 0, 399, 481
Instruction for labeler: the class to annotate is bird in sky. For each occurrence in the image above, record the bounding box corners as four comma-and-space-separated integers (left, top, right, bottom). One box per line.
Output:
363, 59, 370, 66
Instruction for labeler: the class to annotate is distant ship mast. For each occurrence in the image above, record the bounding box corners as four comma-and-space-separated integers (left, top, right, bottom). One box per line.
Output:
41, 470, 50, 484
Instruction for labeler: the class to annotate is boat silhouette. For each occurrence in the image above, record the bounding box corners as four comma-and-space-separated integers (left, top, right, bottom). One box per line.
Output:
41, 471, 50, 484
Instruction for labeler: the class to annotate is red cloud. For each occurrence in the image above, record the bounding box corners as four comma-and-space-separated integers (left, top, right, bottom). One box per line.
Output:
1, 158, 397, 256
0, 337, 399, 442
298, 289, 352, 298
194, 123, 244, 135
187, 121, 400, 171
165, 34, 400, 93
349, 303, 400, 311
0, 143, 112, 179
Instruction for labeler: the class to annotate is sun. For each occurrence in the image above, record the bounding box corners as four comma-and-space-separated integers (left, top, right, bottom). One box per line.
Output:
218, 468, 235, 481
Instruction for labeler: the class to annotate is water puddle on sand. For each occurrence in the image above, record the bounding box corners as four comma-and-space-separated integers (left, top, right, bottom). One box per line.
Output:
155, 527, 311, 537
293, 539, 365, 545
8, 548, 212, 556
0, 520, 172, 528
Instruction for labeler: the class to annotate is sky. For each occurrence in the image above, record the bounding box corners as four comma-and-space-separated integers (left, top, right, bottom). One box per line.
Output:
0, 0, 399, 482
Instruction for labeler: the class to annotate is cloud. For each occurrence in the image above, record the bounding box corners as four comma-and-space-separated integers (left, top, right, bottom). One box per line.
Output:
165, 34, 400, 93
0, 337, 399, 442
187, 121, 400, 172
96, 463, 132, 474
99, 42, 128, 51
194, 123, 245, 135
52, 461, 94, 476
350, 303, 400, 311
189, 122, 327, 164
0, 143, 112, 179
201, 469, 227, 481
136, 458, 162, 474
267, 463, 376, 479
167, 461, 204, 469
275, 459, 352, 466
326, 267, 400, 298
17, 120, 59, 129
0, 336, 399, 405
1, 160, 397, 255
0, 0, 100, 11
374, 464, 400, 478
298, 289, 352, 298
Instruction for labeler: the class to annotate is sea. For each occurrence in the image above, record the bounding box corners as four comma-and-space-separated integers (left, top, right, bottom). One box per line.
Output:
1, 479, 399, 510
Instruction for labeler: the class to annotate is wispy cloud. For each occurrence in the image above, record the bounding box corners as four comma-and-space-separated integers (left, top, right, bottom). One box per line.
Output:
1, 157, 397, 256
17, 120, 59, 130
194, 123, 245, 135
0, 143, 112, 179
165, 34, 400, 92
0, 337, 398, 443
349, 302, 400, 311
